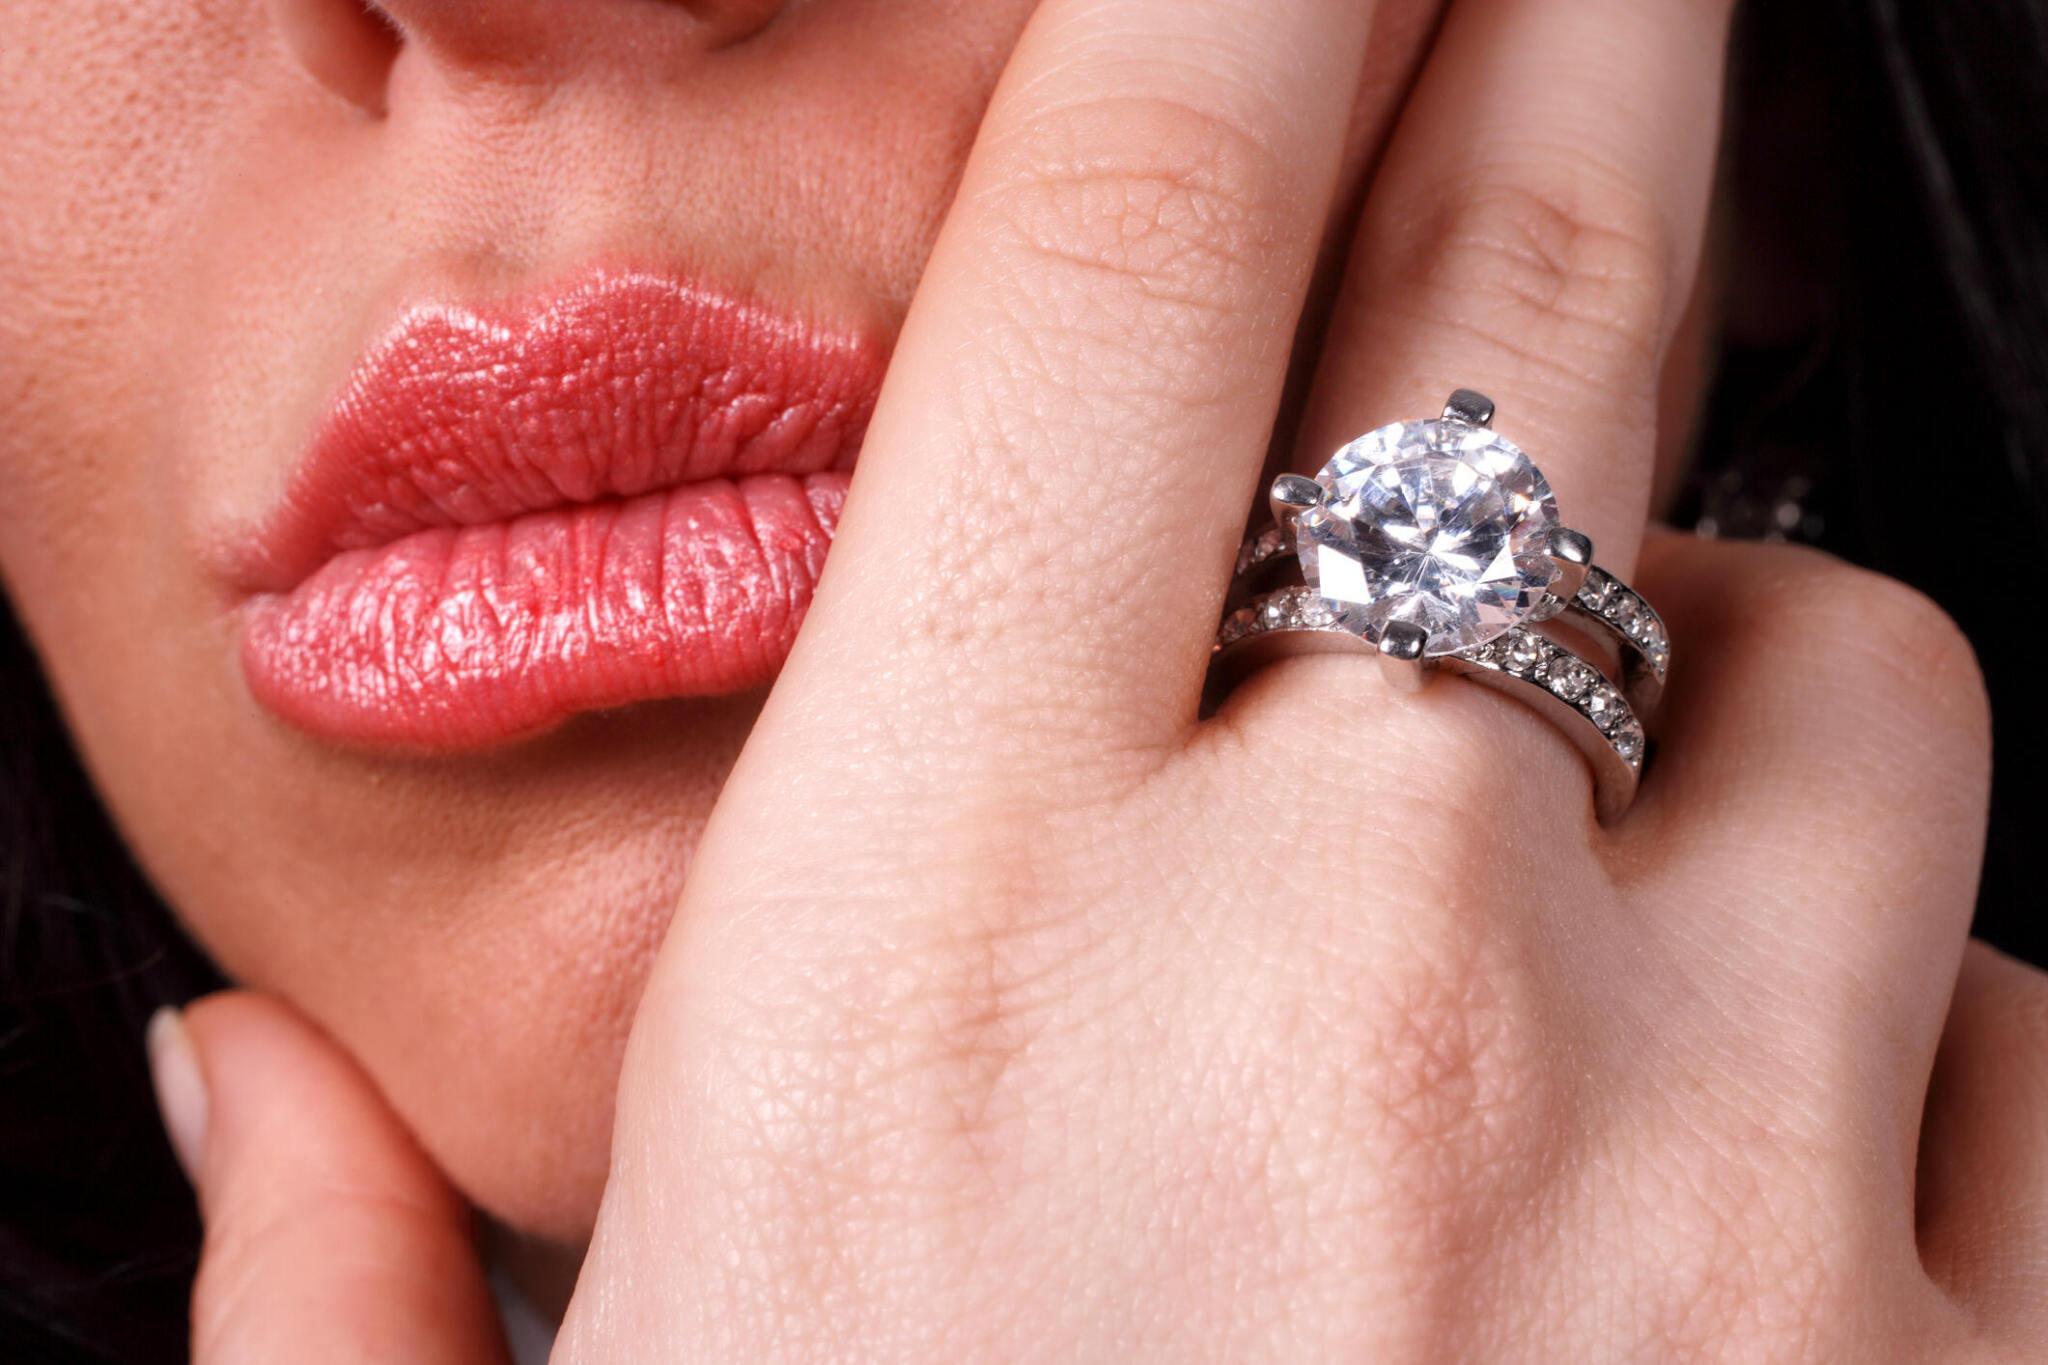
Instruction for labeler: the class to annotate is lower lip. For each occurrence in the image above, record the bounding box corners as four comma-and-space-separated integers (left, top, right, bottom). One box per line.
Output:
241, 472, 845, 749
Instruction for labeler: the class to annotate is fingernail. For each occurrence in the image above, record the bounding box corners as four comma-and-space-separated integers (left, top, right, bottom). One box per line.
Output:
147, 1006, 209, 1189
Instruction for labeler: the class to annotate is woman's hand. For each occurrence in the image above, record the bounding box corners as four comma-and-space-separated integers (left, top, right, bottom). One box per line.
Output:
160, 0, 2046, 1359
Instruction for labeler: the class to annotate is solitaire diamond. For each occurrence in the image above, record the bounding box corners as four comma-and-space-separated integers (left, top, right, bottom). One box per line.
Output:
1220, 391, 1668, 824
1294, 419, 1563, 656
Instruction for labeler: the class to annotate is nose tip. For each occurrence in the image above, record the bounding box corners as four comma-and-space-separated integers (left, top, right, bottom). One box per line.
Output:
374, 0, 790, 70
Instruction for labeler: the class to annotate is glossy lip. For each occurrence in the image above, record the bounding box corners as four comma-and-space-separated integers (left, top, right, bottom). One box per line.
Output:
233, 270, 886, 750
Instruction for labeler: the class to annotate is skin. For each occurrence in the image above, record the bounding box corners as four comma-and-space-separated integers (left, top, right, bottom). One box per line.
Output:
0, 0, 1437, 1248
4, 0, 2044, 1359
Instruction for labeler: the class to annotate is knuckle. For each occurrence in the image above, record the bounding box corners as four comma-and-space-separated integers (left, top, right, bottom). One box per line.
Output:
1300, 911, 1556, 1263
1843, 571, 1984, 704
1347, 921, 1547, 1156
1145, 745, 1567, 1281
1764, 556, 1990, 755
1377, 164, 1677, 386
686, 918, 1052, 1322
974, 91, 1282, 350
1219, 811, 1558, 1224
1964, 957, 2048, 1076
1624, 1107, 1869, 1358
2000, 974, 2048, 1059
705, 855, 1083, 1218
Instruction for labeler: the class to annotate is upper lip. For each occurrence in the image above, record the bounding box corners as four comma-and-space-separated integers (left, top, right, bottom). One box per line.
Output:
231, 269, 886, 593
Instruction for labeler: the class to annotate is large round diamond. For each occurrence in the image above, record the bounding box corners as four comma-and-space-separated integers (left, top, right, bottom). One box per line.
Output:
1295, 419, 1561, 656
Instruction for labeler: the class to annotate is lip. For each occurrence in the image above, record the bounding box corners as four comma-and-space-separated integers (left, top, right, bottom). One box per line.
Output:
234, 270, 885, 750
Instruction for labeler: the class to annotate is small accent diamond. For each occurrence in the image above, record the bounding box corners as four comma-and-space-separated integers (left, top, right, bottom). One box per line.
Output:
1237, 525, 1288, 575
1613, 720, 1646, 763
1547, 658, 1596, 701
1503, 633, 1547, 675
1583, 683, 1626, 734
1607, 593, 1641, 634
1298, 596, 1336, 627
1577, 571, 1614, 612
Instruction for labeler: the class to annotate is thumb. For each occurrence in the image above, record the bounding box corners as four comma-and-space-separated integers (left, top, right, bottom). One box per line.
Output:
148, 992, 511, 1365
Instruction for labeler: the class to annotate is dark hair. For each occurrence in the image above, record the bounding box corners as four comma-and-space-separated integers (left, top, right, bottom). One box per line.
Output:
1694, 0, 2046, 952
4, 2, 2046, 1358
0, 594, 219, 1364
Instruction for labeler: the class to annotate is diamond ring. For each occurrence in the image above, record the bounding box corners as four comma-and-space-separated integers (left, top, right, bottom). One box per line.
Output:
1212, 390, 1669, 823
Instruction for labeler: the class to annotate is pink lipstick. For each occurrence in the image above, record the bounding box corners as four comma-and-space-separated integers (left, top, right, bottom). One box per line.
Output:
235, 271, 884, 749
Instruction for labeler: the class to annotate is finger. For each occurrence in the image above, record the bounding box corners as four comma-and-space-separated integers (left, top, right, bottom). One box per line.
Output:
152, 994, 509, 1365
1296, 0, 1737, 577
1629, 534, 1991, 1151
1917, 944, 2048, 1341
777, 0, 1381, 753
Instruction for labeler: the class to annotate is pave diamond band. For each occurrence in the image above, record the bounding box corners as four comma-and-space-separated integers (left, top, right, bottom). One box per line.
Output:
1209, 390, 1669, 823
1567, 566, 1670, 714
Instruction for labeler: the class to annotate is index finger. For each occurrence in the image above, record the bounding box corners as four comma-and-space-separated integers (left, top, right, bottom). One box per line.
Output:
768, 0, 1381, 760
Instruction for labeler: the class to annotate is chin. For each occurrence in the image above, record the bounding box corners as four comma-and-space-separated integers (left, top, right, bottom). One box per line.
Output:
134, 694, 769, 1244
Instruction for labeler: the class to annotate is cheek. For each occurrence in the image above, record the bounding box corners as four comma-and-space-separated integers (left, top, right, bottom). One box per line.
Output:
0, 2, 266, 547
0, 3, 310, 800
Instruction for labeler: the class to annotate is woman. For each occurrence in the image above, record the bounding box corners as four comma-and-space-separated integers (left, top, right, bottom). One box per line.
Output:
3, 0, 2044, 1359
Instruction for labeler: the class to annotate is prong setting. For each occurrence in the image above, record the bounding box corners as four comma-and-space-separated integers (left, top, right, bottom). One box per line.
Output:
1269, 473, 1322, 532
1546, 527, 1593, 605
1376, 620, 1430, 693
1442, 389, 1496, 427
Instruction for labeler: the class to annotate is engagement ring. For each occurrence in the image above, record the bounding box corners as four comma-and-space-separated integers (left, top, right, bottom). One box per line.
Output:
1214, 390, 1669, 823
